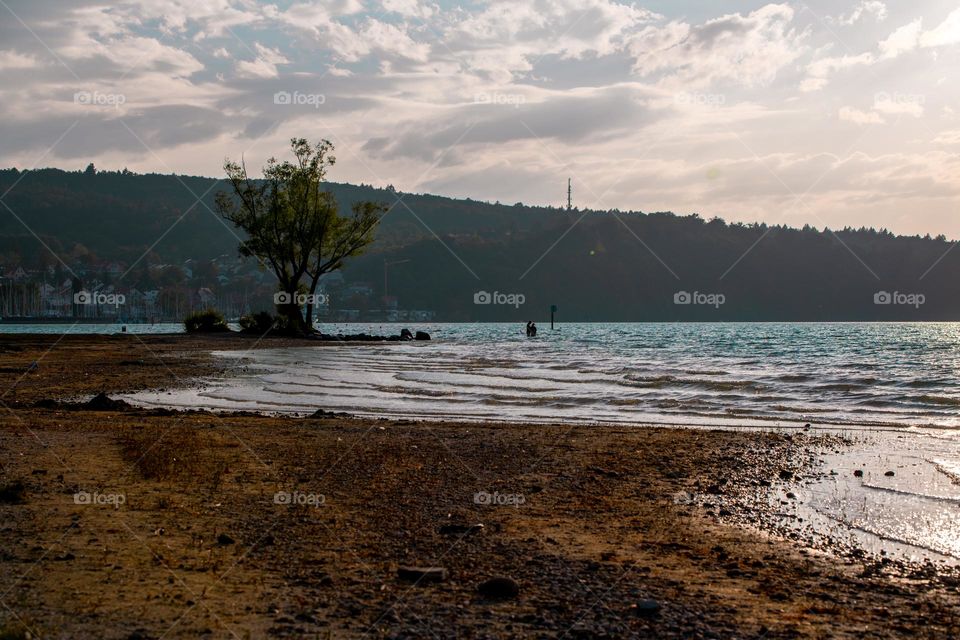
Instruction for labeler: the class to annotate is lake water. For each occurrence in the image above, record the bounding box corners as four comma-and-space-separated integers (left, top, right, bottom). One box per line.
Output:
0, 322, 187, 335
127, 322, 960, 428
54, 321, 960, 563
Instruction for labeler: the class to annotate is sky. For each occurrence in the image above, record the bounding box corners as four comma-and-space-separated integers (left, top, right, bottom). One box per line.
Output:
0, 0, 958, 238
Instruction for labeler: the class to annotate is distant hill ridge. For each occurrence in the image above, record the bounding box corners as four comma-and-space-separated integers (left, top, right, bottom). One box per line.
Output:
0, 167, 957, 320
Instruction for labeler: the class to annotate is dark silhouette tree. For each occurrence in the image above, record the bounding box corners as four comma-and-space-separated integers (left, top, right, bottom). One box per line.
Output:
216, 138, 385, 333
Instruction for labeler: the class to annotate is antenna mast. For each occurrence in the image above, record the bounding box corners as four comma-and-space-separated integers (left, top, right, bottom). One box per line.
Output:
566, 178, 572, 211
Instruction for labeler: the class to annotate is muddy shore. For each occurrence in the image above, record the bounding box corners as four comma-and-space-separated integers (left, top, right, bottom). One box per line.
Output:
0, 333, 958, 639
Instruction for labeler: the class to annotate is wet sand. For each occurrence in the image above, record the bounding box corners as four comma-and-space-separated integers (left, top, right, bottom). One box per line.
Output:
0, 334, 958, 639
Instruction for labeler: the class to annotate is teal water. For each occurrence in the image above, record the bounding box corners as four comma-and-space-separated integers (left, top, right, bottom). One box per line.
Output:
0, 322, 186, 335
126, 322, 960, 429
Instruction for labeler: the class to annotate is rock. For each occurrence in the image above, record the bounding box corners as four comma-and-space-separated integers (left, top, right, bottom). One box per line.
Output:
706, 484, 723, 495
216, 533, 235, 545
308, 409, 351, 419
400, 328, 413, 341
415, 331, 431, 341
632, 599, 660, 617
85, 392, 132, 411
786, 492, 796, 499
885, 470, 895, 477
477, 576, 520, 599
779, 470, 794, 481
397, 566, 447, 583
438, 523, 484, 536
854, 470, 864, 478
0, 480, 27, 504
588, 466, 621, 478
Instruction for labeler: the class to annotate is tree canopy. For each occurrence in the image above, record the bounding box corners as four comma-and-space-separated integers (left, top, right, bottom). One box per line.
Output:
215, 138, 385, 332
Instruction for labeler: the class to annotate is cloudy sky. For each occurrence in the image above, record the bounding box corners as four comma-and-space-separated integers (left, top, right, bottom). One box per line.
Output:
1, 0, 958, 237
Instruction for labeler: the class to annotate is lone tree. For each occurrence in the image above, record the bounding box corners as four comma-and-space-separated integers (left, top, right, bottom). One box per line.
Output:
217, 138, 385, 333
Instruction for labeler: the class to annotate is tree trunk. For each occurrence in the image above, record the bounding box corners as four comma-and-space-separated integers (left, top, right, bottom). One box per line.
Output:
305, 274, 322, 332
279, 301, 307, 334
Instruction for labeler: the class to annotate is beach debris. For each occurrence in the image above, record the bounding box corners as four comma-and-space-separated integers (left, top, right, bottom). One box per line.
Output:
308, 409, 352, 419
438, 523, 484, 536
631, 599, 660, 617
588, 466, 622, 478
885, 470, 895, 477
477, 576, 520, 599
216, 533, 235, 546
85, 392, 132, 411
397, 566, 448, 584
854, 469, 864, 477
706, 483, 724, 495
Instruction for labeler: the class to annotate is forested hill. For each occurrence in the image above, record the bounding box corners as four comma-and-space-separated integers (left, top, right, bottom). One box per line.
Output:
0, 167, 557, 263
1, 166, 958, 321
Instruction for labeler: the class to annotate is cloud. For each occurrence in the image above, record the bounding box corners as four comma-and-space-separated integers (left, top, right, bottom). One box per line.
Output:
879, 18, 923, 59
380, 0, 435, 19
879, 9, 960, 60
629, 4, 808, 89
800, 52, 874, 92
832, 1, 887, 26
445, 0, 657, 82
920, 7, 960, 48
933, 130, 960, 145
0, 50, 42, 70
236, 43, 289, 79
364, 85, 662, 163
839, 106, 883, 125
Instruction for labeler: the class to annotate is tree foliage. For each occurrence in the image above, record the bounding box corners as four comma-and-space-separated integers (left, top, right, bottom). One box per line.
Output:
215, 139, 384, 332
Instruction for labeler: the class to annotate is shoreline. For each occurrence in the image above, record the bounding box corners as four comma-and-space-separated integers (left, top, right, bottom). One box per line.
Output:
1, 334, 959, 638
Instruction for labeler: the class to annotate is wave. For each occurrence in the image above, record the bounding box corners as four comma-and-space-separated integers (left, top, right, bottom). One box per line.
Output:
622, 374, 763, 392
917, 395, 960, 407
931, 460, 960, 486
777, 374, 815, 382
860, 482, 960, 504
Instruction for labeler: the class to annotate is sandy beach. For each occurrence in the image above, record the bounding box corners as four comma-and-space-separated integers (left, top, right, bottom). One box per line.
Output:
1, 334, 958, 639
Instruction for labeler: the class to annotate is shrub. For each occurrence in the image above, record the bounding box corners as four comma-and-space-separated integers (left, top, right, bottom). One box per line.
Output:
239, 311, 276, 334
184, 309, 229, 333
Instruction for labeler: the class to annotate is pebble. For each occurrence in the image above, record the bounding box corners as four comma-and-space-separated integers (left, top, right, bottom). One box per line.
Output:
633, 599, 660, 617
477, 577, 520, 599
397, 566, 448, 584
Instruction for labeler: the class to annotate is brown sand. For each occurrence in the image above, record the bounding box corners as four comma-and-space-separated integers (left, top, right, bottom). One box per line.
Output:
0, 334, 958, 639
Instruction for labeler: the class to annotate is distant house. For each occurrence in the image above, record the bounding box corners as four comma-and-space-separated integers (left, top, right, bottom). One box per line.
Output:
344, 283, 374, 299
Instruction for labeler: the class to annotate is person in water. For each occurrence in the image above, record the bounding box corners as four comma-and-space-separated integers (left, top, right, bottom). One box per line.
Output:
526, 321, 537, 337
525, 321, 533, 337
